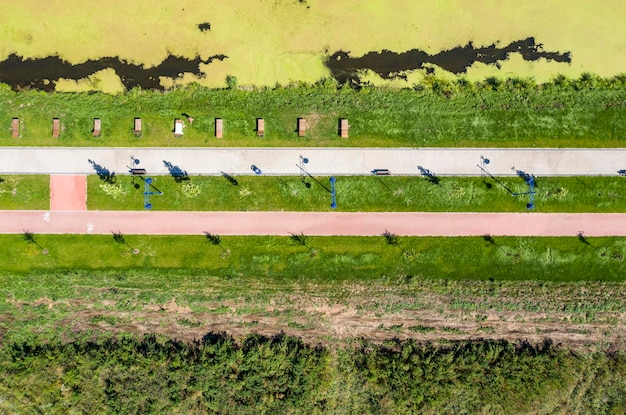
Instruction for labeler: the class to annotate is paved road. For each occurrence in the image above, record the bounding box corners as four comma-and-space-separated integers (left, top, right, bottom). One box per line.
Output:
2, 147, 626, 176
3, 210, 626, 236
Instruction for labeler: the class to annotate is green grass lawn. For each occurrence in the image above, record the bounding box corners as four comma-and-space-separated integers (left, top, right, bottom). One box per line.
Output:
3, 79, 626, 148
3, 173, 626, 212
0, 175, 49, 210
88, 174, 626, 212
2, 234, 625, 282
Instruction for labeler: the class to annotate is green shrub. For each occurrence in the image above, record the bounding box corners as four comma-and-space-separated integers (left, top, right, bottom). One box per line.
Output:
98, 182, 125, 199
181, 181, 200, 198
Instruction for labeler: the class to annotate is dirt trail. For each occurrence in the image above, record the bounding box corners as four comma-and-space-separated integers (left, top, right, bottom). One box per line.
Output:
7, 281, 624, 351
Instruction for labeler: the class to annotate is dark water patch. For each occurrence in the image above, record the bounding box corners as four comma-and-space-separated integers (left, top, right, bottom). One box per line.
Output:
325, 37, 571, 86
198, 22, 211, 32
0, 53, 228, 91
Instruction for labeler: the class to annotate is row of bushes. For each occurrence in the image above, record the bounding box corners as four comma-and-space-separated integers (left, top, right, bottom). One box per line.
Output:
413, 72, 626, 95
1, 332, 624, 414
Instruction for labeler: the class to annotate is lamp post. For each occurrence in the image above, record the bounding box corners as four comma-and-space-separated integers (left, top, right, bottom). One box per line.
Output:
299, 155, 311, 188
480, 155, 490, 177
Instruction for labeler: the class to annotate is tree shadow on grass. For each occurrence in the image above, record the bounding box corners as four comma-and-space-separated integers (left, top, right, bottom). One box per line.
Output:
88, 159, 115, 184
417, 165, 440, 185
382, 229, 399, 246
290, 231, 308, 247
515, 169, 538, 188
577, 231, 595, 248
220, 171, 238, 186
112, 231, 139, 254
482, 234, 511, 256
23, 230, 48, 254
163, 160, 189, 183
204, 232, 231, 258
289, 231, 318, 257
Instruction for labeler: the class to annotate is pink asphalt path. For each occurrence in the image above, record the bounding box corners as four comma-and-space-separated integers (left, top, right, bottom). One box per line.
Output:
49, 175, 87, 210
2, 210, 626, 236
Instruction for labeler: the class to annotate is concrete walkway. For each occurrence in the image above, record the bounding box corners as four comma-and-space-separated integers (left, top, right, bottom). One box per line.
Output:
1, 147, 626, 176
3, 210, 626, 236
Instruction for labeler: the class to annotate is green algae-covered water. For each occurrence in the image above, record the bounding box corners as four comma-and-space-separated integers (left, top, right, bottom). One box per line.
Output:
0, 0, 624, 92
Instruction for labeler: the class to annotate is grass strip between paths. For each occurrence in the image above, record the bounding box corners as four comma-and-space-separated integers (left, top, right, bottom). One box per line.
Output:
2, 174, 626, 212
2, 234, 625, 282
0, 175, 49, 210
88, 174, 626, 212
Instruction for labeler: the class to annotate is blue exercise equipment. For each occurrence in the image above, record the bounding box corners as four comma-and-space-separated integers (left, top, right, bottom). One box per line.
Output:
513, 170, 536, 210
143, 177, 163, 210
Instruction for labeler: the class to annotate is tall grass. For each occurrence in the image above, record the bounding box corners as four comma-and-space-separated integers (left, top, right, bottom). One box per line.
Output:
0, 332, 623, 414
2, 74, 626, 147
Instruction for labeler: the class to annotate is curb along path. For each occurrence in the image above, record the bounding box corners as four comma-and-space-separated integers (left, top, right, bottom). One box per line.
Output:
3, 211, 626, 237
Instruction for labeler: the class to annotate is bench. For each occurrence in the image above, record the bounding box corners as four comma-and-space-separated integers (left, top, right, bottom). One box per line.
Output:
52, 118, 60, 138
129, 168, 147, 175
256, 118, 265, 137
339, 118, 349, 138
215, 118, 223, 138
174, 119, 184, 137
134, 118, 142, 137
92, 118, 101, 137
11, 118, 19, 138
372, 169, 391, 176
297, 118, 306, 137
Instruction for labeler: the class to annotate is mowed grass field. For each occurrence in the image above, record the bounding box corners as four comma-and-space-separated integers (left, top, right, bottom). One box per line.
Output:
88, 174, 626, 213
1, 1, 626, 89
2, 173, 626, 213
2, 234, 626, 282
0, 175, 48, 210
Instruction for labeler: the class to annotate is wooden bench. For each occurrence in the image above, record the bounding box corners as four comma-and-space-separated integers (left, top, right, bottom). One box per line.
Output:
92, 118, 101, 137
256, 118, 265, 137
134, 118, 142, 137
215, 118, 223, 138
174, 119, 184, 137
297, 118, 306, 137
339, 118, 349, 138
11, 118, 19, 138
372, 169, 391, 176
129, 168, 147, 175
52, 118, 60, 138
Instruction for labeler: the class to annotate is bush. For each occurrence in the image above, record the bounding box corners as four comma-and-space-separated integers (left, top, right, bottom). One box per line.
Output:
181, 181, 200, 198
99, 182, 125, 199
